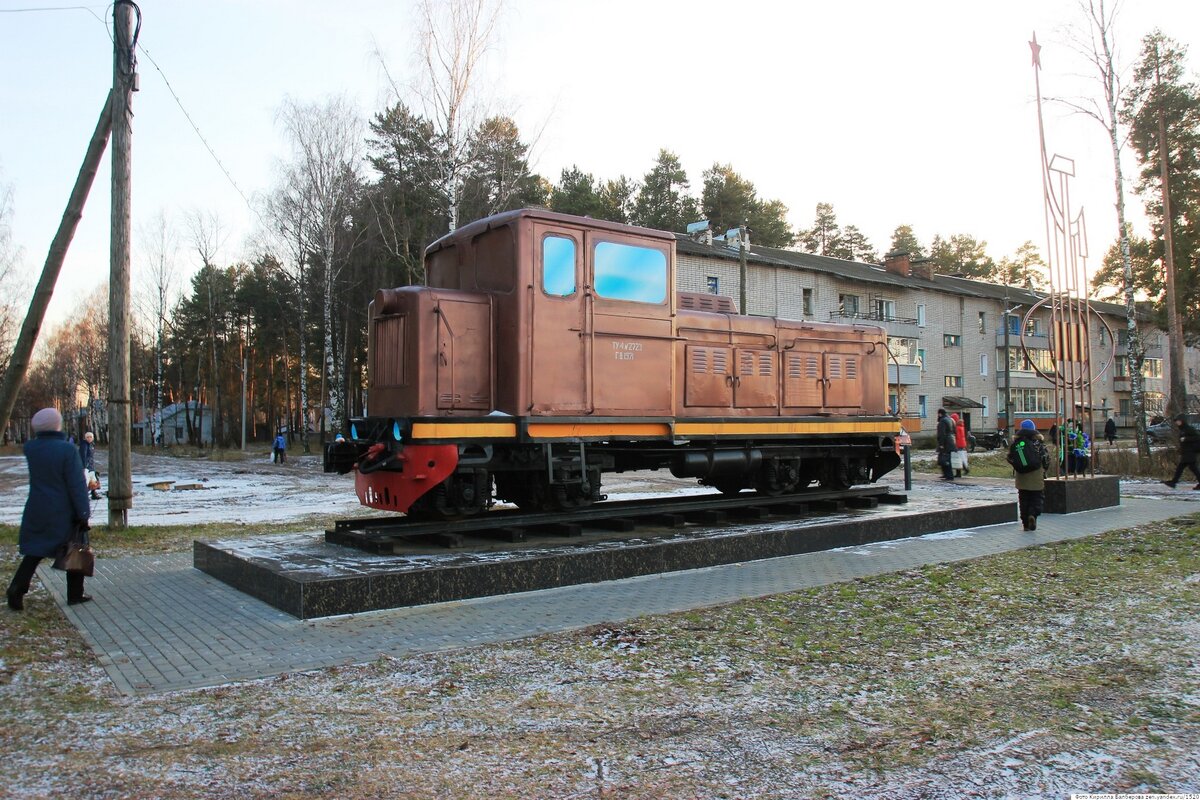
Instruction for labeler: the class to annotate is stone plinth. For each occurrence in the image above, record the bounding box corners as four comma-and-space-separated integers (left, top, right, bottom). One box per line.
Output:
195, 497, 1017, 619
1043, 476, 1120, 514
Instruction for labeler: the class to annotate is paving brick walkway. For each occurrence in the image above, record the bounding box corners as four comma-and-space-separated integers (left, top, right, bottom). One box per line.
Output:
38, 495, 1197, 695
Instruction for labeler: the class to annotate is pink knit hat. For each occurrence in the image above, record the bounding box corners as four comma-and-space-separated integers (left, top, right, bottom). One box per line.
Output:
31, 407, 63, 432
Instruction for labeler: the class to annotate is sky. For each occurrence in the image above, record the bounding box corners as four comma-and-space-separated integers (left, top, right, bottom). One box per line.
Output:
2, 0, 1199, 327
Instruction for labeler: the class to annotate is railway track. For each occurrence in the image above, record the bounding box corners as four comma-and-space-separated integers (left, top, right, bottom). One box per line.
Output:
326, 485, 906, 553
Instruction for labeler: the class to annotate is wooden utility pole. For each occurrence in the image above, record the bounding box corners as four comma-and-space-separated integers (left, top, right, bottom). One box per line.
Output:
0, 94, 113, 438
108, 0, 138, 528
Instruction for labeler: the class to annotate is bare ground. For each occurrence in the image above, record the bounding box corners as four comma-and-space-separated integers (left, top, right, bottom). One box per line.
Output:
0, 450, 1198, 798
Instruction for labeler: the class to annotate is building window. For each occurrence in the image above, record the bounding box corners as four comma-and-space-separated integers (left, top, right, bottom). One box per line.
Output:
175, 426, 184, 439
802, 287, 814, 316
1099, 327, 1107, 345
1008, 347, 1053, 373
1025, 318, 1039, 336
978, 311, 986, 333
838, 293, 860, 316
888, 337, 920, 365
980, 353, 988, 376
889, 392, 898, 414
706, 276, 719, 295
1006, 314, 1021, 335
1143, 358, 1163, 379
918, 348, 926, 371
1115, 356, 1128, 377
1119, 399, 1131, 416
917, 304, 926, 327
919, 395, 927, 418
944, 334, 961, 347
875, 298, 896, 321
982, 396, 989, 419
999, 388, 1056, 414
1117, 329, 1129, 346
944, 375, 963, 388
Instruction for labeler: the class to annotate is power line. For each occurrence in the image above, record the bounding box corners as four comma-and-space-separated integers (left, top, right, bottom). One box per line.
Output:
135, 41, 261, 222
7, 3, 262, 224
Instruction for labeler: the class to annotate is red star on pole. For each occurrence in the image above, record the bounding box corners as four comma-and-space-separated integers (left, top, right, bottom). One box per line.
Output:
1029, 32, 1042, 68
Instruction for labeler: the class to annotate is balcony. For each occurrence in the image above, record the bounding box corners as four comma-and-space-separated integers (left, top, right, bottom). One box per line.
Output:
995, 331, 1050, 349
888, 363, 922, 385
830, 311, 921, 338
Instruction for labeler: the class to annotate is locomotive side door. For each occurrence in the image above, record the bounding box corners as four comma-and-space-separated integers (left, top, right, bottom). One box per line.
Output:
530, 225, 588, 413
586, 233, 673, 415
824, 346, 866, 409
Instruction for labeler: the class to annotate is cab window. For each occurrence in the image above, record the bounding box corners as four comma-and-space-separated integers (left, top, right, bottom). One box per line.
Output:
542, 235, 576, 297
594, 242, 667, 304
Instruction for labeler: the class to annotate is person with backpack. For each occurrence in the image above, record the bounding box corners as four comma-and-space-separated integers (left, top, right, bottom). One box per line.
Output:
1008, 418, 1049, 531
1162, 414, 1200, 489
272, 431, 287, 464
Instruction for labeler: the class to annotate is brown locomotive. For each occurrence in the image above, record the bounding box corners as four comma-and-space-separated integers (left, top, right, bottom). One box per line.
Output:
325, 208, 901, 517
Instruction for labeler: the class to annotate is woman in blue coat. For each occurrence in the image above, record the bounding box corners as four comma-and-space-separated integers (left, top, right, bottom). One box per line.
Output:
6, 407, 93, 610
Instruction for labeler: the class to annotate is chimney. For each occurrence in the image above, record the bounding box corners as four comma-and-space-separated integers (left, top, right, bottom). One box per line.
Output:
910, 257, 935, 281
883, 250, 911, 277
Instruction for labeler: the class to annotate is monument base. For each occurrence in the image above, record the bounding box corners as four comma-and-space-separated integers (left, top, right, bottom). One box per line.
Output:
1044, 475, 1120, 514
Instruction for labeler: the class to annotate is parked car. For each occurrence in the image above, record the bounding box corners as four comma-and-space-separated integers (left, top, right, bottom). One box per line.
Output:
1147, 414, 1200, 444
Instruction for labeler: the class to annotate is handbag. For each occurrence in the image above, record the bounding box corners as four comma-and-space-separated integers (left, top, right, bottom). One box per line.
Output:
52, 524, 95, 577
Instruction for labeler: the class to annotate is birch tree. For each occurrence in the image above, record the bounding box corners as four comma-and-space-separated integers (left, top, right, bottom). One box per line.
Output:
0, 178, 24, 378
136, 210, 178, 448
277, 95, 364, 437
264, 163, 315, 451
1056, 0, 1149, 456
414, 0, 503, 231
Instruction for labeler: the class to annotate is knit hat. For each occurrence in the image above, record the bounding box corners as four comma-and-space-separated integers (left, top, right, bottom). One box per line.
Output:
31, 407, 63, 432
1019, 419, 1036, 431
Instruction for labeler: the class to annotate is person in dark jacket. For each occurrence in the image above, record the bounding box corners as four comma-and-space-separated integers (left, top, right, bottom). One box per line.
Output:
935, 408, 956, 480
1163, 414, 1200, 489
1009, 419, 1050, 530
6, 408, 93, 610
1104, 416, 1117, 445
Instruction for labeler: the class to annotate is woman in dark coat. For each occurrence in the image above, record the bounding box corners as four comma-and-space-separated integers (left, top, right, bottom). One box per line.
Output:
6, 407, 93, 610
1104, 416, 1117, 445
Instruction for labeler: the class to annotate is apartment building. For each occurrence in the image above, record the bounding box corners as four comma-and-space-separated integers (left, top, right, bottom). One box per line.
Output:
675, 233, 1171, 440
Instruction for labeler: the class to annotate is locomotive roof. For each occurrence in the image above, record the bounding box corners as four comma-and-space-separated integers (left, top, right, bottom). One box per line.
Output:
425, 208, 676, 257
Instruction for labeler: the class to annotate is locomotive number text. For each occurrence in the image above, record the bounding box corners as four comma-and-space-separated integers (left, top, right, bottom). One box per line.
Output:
612, 341, 642, 361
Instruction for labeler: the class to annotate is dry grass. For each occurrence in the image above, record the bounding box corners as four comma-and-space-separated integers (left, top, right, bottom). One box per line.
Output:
2, 515, 1198, 797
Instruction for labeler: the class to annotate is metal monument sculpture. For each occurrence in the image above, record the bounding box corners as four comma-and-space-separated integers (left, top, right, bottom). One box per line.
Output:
1025, 34, 1116, 478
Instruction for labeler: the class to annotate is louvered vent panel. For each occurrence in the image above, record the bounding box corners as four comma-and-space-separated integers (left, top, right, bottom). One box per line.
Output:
787, 354, 803, 378
693, 348, 709, 373
712, 349, 727, 372
846, 358, 858, 379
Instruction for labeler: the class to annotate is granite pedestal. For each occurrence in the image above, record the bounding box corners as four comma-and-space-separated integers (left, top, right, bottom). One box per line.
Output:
195, 496, 1017, 619
1044, 475, 1121, 514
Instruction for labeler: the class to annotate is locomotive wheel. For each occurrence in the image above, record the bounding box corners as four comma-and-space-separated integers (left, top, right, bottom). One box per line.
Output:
407, 472, 490, 519
819, 460, 852, 491
754, 459, 801, 496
